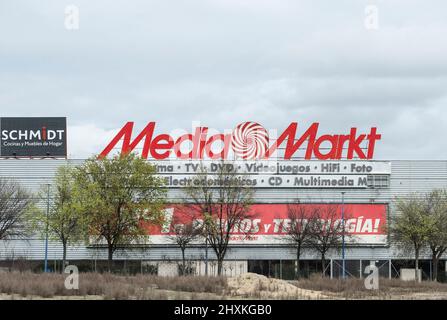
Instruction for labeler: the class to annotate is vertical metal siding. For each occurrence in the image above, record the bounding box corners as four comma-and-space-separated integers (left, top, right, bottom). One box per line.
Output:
0, 159, 446, 261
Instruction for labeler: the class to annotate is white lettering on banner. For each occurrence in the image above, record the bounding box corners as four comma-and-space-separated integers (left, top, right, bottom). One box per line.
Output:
1, 129, 65, 141
161, 208, 174, 233
0, 117, 67, 158
89, 203, 388, 246
154, 203, 387, 245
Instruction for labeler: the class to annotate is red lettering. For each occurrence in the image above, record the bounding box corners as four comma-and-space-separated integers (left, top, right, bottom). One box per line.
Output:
99, 122, 155, 159
366, 127, 381, 159
150, 134, 174, 159
99, 122, 381, 160
347, 128, 366, 159
265, 122, 319, 159
335, 135, 350, 159
204, 134, 231, 159
313, 134, 339, 160
174, 134, 194, 159
173, 127, 208, 159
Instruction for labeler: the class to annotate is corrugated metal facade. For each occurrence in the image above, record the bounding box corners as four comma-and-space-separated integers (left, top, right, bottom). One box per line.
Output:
0, 159, 446, 261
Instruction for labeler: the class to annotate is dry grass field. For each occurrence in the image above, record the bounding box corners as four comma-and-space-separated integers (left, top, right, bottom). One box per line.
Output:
1, 272, 447, 300
293, 274, 447, 300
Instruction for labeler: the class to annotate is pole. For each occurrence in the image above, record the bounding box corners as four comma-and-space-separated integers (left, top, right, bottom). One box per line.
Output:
341, 191, 346, 279
44, 183, 50, 273
360, 260, 363, 278
280, 259, 282, 279
330, 259, 333, 279
389, 259, 392, 279
430, 260, 432, 281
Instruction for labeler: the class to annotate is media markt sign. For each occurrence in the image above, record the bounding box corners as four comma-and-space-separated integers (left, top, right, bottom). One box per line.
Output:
99, 121, 389, 189
0, 117, 67, 158
100, 121, 382, 160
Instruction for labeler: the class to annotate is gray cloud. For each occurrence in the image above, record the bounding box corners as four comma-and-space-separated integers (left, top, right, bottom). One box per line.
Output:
0, 0, 446, 159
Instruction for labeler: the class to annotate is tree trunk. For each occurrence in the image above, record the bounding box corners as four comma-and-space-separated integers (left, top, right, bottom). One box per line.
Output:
432, 253, 439, 282
217, 257, 223, 276
321, 254, 326, 277
295, 246, 301, 280
181, 248, 186, 276
107, 245, 114, 273
415, 247, 420, 282
62, 241, 67, 274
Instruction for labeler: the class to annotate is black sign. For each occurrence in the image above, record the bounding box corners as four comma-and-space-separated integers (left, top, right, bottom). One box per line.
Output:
0, 117, 67, 158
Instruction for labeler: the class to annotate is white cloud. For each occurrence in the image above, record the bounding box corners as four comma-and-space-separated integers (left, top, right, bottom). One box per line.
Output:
67, 124, 118, 159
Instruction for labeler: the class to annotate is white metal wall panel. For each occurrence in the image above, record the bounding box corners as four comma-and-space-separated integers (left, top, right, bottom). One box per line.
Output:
0, 159, 446, 261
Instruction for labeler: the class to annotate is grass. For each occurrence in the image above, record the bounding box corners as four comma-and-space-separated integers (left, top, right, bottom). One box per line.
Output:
292, 274, 447, 299
0, 272, 228, 299
2, 271, 447, 300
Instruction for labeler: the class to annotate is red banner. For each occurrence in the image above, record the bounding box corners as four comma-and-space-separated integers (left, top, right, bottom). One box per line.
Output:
144, 203, 387, 245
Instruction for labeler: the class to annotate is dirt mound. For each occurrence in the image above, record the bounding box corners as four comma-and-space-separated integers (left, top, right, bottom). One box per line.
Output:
227, 273, 327, 299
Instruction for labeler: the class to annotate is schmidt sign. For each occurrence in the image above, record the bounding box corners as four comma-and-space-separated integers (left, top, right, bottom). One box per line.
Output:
0, 117, 67, 158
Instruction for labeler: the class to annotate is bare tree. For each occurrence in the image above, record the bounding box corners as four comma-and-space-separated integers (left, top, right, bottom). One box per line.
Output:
307, 204, 351, 276
182, 162, 254, 276
169, 221, 201, 275
0, 178, 34, 241
283, 202, 317, 279
389, 194, 432, 281
424, 190, 447, 281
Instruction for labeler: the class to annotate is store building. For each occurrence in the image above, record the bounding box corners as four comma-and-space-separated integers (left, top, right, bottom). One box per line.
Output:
0, 118, 446, 279
0, 158, 446, 279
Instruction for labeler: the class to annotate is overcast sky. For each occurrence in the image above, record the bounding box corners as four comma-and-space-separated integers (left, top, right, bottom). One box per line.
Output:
1, 1, 446, 159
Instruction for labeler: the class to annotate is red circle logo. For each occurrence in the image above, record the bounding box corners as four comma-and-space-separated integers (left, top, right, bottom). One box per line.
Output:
231, 122, 269, 160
